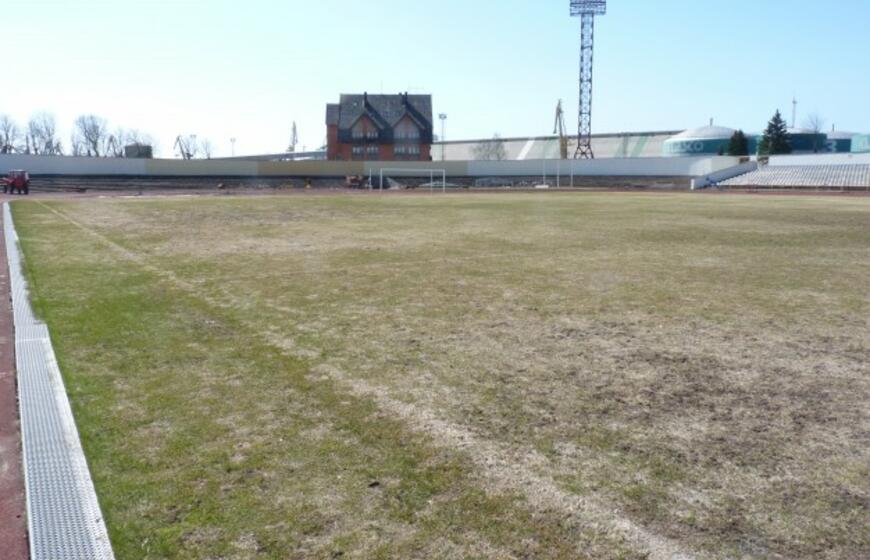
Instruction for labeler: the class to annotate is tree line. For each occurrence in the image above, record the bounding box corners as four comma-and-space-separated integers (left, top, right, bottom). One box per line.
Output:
726, 109, 827, 157
0, 112, 214, 159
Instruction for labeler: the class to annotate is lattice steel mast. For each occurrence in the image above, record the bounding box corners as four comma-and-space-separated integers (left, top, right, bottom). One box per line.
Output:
570, 1, 607, 159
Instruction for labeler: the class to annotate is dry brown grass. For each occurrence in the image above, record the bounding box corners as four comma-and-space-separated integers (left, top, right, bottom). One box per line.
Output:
13, 192, 870, 559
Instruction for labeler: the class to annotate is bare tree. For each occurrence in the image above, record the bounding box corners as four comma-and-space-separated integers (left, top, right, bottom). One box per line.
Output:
70, 132, 86, 156
805, 113, 825, 153
104, 127, 129, 158
73, 115, 109, 157
0, 115, 21, 153
472, 133, 507, 161
27, 113, 63, 155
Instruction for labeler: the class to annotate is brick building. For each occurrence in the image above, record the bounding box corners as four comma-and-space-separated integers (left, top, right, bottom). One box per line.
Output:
326, 93, 433, 161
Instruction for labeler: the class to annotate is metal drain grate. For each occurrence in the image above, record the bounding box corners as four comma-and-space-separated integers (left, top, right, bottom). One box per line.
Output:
4, 203, 115, 560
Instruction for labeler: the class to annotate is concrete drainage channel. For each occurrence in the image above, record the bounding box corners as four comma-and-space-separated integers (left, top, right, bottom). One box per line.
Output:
3, 203, 115, 559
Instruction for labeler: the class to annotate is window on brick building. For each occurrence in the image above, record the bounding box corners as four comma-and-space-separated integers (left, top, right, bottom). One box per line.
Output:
394, 118, 420, 140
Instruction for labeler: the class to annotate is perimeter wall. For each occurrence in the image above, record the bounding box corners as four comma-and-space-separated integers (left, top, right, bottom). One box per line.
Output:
0, 154, 741, 178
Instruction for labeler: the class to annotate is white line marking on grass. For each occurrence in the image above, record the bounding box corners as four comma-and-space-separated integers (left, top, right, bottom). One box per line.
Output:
310, 362, 702, 560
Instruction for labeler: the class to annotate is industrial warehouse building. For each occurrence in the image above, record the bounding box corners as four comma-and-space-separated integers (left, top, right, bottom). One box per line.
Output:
853, 134, 870, 153
827, 129, 859, 153
432, 126, 865, 162
432, 130, 678, 161
326, 93, 433, 161
662, 124, 850, 157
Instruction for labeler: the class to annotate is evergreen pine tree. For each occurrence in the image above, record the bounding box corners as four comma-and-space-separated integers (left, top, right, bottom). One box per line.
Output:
758, 110, 792, 155
727, 130, 749, 156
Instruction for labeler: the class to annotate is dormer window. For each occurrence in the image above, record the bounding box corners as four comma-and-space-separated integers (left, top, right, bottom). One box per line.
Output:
394, 117, 420, 141
352, 117, 379, 141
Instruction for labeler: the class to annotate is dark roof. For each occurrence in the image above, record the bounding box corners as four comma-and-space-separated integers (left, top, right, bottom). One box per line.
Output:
325, 93, 433, 131
326, 104, 340, 126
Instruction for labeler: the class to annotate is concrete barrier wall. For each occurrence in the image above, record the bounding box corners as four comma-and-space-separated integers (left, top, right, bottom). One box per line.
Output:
144, 159, 259, 176
358, 161, 470, 178
691, 161, 759, 189
468, 156, 740, 177
257, 160, 363, 177
0, 154, 148, 175
0, 154, 736, 179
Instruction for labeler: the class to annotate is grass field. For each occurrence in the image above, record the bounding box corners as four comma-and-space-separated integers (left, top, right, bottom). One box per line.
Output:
12, 192, 870, 559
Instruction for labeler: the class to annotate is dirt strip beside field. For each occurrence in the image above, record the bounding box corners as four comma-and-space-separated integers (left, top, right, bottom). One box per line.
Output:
0, 199, 29, 560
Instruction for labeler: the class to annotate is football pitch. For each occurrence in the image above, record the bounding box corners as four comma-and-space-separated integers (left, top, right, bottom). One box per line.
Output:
11, 192, 870, 559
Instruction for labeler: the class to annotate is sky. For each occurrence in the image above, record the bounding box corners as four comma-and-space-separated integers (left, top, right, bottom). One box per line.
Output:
3, 0, 869, 158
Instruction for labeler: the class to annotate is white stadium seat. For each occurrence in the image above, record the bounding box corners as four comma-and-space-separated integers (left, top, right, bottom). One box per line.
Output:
720, 165, 870, 189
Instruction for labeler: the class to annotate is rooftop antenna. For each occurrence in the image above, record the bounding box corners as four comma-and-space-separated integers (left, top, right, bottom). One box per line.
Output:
570, 0, 607, 159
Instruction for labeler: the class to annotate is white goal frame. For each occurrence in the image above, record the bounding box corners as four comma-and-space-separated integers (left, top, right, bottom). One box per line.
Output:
367, 167, 448, 192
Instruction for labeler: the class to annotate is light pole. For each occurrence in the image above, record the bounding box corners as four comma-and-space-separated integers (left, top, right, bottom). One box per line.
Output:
230, 137, 236, 157
438, 113, 447, 161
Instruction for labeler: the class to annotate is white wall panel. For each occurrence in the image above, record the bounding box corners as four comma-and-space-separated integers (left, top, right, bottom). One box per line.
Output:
0, 154, 146, 175
0, 154, 736, 179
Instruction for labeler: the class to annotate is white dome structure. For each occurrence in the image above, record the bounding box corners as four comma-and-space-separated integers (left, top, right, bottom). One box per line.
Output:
663, 125, 736, 157
671, 125, 737, 141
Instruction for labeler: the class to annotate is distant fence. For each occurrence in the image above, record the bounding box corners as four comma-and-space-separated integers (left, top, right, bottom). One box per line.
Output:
0, 154, 741, 179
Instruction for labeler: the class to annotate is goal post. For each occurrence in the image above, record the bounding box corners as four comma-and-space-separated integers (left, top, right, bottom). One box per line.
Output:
367, 167, 448, 192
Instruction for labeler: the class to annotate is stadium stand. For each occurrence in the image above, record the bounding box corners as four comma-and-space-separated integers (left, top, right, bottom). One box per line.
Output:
719, 164, 870, 190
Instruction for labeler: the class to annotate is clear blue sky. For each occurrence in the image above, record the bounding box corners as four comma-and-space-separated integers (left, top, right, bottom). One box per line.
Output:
4, 0, 869, 157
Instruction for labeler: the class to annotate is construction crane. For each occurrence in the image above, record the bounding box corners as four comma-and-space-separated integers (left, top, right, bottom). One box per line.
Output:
553, 100, 568, 159
174, 135, 198, 160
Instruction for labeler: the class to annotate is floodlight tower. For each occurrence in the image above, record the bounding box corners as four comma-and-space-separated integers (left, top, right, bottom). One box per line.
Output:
570, 0, 607, 159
